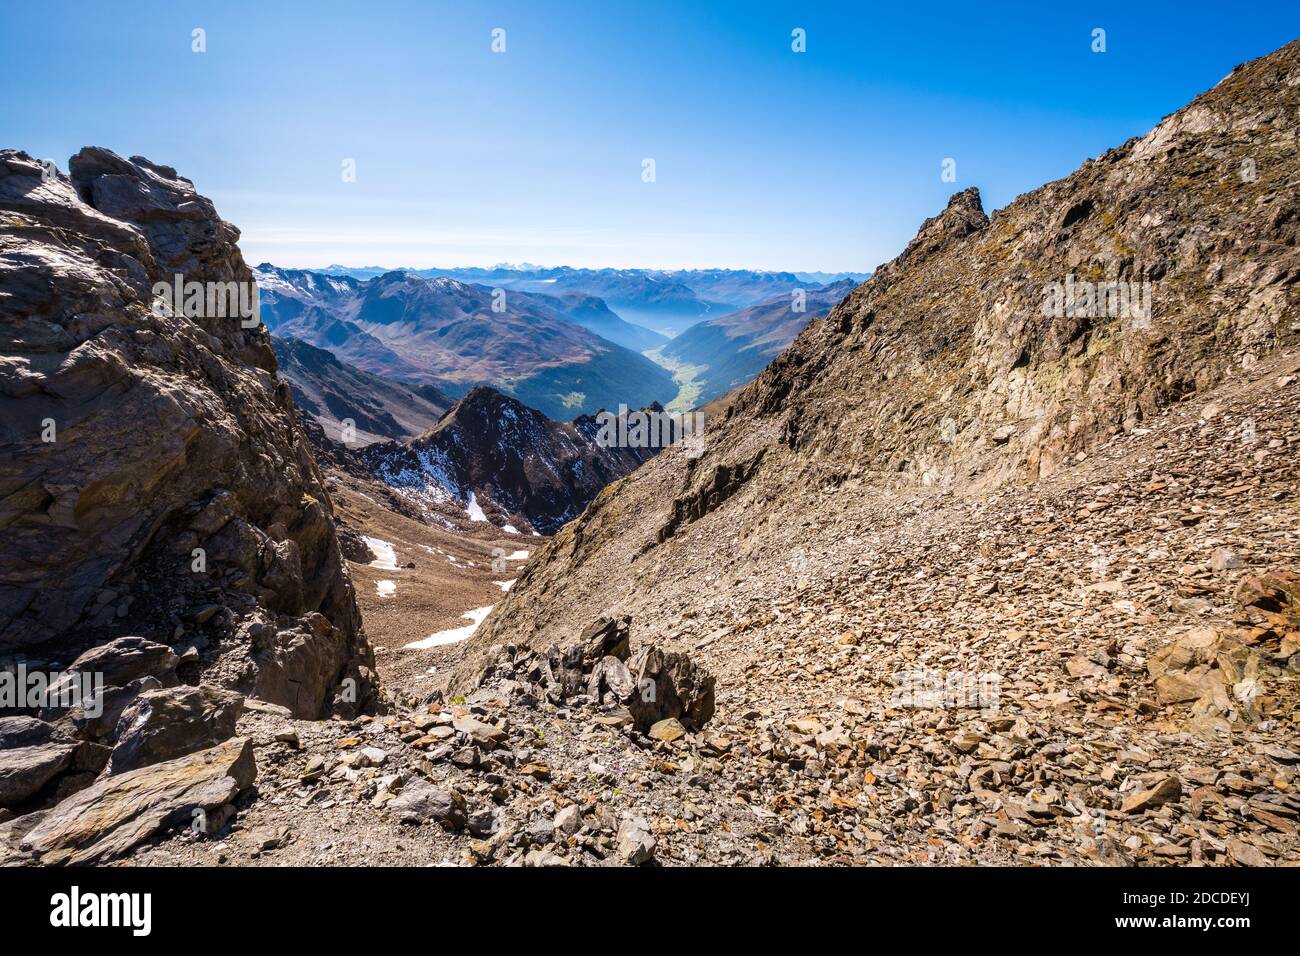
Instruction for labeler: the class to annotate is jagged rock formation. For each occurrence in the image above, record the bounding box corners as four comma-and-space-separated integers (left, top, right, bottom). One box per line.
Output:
361, 385, 659, 534
0, 148, 377, 834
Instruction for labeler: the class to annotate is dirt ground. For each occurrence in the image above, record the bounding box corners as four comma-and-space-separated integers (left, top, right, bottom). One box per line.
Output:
325, 471, 540, 698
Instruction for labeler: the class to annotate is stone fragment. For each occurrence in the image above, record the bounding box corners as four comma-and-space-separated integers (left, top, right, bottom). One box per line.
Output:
20, 738, 256, 865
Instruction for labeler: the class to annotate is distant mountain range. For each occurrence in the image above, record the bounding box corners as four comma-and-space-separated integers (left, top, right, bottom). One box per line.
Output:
309, 265, 869, 338
254, 265, 678, 420
271, 336, 452, 445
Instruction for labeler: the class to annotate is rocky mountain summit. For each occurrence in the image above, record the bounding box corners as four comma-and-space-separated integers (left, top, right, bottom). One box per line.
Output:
0, 148, 377, 853
360, 385, 658, 534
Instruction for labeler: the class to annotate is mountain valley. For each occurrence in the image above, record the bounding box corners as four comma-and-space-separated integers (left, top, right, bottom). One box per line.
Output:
3, 38, 1300, 874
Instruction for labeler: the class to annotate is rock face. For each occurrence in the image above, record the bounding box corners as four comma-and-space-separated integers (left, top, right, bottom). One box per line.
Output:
457, 40, 1300, 682
0, 147, 375, 717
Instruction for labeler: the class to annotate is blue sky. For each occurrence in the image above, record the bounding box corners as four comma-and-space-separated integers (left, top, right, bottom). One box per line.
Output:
3, 1, 1298, 272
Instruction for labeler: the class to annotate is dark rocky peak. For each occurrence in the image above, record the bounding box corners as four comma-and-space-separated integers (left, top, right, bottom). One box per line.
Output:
417, 385, 545, 446
362, 385, 653, 534
895, 186, 989, 270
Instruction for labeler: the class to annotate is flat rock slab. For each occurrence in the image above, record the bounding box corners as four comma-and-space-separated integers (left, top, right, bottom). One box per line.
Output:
20, 737, 256, 865
0, 744, 76, 807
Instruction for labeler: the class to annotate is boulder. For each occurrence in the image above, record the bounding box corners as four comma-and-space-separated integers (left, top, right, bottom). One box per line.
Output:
0, 744, 77, 808
1147, 627, 1261, 722
579, 615, 631, 665
58, 636, 179, 690
648, 717, 687, 742
388, 780, 466, 829
106, 685, 245, 775
615, 815, 655, 865
60, 676, 165, 741
1121, 774, 1183, 814
625, 645, 716, 732
0, 716, 56, 749
1234, 570, 1300, 628
452, 715, 506, 750
19, 737, 256, 865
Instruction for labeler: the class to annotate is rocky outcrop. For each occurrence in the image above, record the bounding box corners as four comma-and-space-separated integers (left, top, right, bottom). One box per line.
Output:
472, 616, 716, 734
0, 147, 375, 719
105, 685, 244, 775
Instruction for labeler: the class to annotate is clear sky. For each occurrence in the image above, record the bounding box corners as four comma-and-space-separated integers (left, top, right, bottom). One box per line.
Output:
4, 1, 1298, 272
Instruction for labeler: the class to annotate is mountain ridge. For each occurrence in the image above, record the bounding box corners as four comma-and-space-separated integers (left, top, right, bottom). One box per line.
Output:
359, 385, 659, 535
255, 264, 678, 420
271, 335, 452, 445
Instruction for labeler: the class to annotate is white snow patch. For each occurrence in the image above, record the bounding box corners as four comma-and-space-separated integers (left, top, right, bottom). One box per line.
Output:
506, 550, 530, 561
364, 536, 399, 570
376, 580, 396, 598
501, 524, 519, 534
466, 492, 488, 523
405, 606, 494, 649
493, 579, 516, 592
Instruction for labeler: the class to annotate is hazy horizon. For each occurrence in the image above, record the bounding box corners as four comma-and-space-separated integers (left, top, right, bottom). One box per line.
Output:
256, 260, 871, 276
